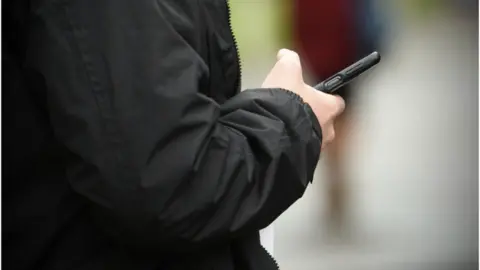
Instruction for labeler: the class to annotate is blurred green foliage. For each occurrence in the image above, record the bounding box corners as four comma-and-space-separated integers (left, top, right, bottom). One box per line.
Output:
403, 0, 445, 16
229, 0, 293, 58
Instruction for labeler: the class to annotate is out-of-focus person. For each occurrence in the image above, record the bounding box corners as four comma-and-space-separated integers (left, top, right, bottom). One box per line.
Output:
291, 0, 385, 238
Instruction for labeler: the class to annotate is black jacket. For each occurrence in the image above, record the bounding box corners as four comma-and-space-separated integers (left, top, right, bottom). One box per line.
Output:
3, 1, 322, 269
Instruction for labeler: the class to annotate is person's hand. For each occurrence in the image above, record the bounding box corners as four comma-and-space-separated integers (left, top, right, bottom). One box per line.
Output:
262, 49, 345, 148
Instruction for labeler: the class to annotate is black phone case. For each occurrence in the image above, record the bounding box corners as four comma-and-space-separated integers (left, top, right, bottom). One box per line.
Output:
314, 51, 381, 93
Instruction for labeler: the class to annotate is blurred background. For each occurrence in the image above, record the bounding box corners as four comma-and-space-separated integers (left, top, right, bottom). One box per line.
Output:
230, 0, 478, 269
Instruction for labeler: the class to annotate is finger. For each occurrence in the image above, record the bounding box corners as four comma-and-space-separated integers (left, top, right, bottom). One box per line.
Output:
326, 128, 336, 142
277, 48, 293, 60
321, 129, 335, 150
277, 49, 300, 65
321, 141, 328, 150
319, 92, 345, 117
333, 95, 346, 116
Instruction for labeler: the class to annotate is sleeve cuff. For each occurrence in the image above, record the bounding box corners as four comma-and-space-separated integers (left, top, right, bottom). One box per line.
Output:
277, 88, 323, 146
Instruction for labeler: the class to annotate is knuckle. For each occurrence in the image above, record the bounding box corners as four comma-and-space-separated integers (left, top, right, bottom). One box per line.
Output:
325, 95, 345, 114
335, 96, 346, 112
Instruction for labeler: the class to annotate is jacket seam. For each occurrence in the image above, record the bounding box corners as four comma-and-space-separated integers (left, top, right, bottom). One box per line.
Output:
62, 3, 126, 170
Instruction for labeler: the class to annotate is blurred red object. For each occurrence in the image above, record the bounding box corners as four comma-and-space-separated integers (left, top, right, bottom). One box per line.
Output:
292, 0, 358, 80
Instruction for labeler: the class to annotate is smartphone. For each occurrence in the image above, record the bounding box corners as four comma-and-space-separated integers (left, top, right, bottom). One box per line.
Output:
313, 51, 381, 93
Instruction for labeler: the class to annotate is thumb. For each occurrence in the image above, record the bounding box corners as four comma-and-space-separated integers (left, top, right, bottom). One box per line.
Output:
276, 48, 299, 62
277, 48, 290, 60
275, 48, 302, 75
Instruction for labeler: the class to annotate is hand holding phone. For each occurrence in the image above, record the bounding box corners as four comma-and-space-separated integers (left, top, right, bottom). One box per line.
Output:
262, 49, 345, 147
314, 51, 381, 94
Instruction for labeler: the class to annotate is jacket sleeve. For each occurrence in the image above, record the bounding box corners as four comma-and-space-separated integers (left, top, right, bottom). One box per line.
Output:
26, 0, 322, 252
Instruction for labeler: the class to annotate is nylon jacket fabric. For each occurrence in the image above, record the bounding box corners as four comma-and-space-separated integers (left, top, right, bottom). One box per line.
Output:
4, 1, 322, 269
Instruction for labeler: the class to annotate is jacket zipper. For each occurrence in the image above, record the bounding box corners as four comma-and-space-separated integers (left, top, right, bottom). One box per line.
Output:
261, 245, 280, 270
225, 0, 242, 92
225, 2, 280, 270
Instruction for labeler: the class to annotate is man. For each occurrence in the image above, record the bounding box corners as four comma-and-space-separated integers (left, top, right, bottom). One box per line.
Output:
4, 1, 344, 269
